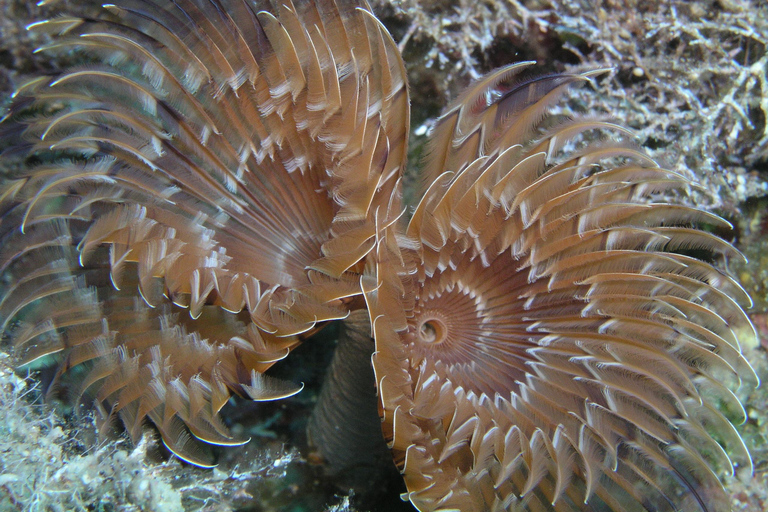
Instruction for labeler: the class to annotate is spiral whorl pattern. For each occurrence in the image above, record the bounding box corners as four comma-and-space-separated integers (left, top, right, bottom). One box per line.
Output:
366, 64, 756, 511
0, 0, 407, 467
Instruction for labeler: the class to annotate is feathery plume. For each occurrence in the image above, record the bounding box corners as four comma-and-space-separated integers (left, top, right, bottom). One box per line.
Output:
365, 63, 757, 511
0, 0, 407, 467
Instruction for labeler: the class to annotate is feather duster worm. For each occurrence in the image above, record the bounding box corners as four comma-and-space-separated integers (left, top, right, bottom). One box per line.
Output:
364, 63, 758, 511
0, 0, 407, 466
0, 0, 757, 510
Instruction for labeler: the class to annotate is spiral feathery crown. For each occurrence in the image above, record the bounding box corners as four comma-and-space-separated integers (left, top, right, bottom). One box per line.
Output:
0, 0, 757, 510
0, 0, 407, 466
365, 64, 757, 511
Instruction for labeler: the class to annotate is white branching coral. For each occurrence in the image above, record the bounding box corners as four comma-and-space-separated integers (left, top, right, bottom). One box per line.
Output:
379, 0, 768, 209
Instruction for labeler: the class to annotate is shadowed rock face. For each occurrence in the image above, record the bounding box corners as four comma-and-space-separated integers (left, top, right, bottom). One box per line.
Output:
0, 1, 756, 511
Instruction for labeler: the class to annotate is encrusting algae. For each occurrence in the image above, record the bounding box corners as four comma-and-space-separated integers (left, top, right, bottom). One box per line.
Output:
0, 1, 760, 511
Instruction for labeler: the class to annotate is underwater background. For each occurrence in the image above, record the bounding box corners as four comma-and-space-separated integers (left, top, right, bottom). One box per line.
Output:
0, 0, 766, 510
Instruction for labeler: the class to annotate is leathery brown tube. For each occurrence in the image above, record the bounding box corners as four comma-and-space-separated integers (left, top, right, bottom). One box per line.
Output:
0, 1, 759, 511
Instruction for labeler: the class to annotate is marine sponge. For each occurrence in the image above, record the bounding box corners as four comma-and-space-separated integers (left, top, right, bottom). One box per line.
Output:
0, 1, 757, 511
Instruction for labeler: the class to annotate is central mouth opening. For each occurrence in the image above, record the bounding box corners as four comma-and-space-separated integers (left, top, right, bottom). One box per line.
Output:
418, 317, 447, 344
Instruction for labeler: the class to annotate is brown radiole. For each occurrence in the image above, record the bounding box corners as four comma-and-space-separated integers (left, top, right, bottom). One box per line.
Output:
0, 1, 756, 511
0, 0, 407, 467
366, 62, 757, 511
